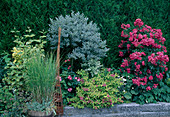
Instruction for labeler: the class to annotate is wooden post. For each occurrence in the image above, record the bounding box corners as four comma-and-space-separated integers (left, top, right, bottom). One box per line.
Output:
56, 27, 61, 79
54, 27, 63, 115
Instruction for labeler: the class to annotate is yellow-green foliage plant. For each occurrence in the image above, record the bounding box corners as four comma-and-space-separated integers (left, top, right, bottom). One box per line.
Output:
68, 68, 125, 109
1, 27, 47, 114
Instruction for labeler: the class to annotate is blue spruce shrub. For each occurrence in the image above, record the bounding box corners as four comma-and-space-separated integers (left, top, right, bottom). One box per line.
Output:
47, 11, 109, 75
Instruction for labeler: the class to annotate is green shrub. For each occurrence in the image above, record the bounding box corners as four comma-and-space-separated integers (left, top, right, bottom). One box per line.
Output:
0, 0, 169, 69
47, 11, 109, 75
118, 19, 170, 104
1, 27, 46, 114
68, 68, 125, 109
60, 59, 80, 105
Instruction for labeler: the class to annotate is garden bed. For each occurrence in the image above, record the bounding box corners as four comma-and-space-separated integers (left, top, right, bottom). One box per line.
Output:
62, 102, 170, 117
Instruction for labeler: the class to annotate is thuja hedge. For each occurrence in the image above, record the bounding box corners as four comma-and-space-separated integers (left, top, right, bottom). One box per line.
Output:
0, 0, 169, 69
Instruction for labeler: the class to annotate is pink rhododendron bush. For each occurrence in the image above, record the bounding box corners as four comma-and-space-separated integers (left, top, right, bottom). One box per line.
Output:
119, 19, 170, 104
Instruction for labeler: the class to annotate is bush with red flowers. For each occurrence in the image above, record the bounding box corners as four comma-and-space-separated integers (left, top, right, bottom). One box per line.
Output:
118, 19, 170, 104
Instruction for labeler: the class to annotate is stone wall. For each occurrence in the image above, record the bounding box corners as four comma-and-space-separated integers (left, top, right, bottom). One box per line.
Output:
61, 102, 170, 117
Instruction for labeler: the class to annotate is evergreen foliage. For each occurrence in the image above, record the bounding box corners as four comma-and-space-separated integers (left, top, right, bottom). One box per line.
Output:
0, 0, 169, 68
47, 11, 109, 73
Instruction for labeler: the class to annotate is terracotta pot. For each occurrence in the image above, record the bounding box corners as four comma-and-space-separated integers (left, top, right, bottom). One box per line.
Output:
28, 111, 53, 117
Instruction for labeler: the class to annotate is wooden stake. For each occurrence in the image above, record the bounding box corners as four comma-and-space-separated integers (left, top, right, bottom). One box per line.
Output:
54, 27, 63, 115
56, 27, 61, 80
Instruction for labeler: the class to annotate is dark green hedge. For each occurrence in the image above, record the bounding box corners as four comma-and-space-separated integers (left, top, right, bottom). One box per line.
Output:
0, 0, 169, 68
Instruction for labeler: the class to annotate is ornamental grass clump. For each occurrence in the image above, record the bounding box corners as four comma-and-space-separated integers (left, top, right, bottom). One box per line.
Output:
25, 53, 56, 104
68, 68, 125, 109
118, 19, 170, 104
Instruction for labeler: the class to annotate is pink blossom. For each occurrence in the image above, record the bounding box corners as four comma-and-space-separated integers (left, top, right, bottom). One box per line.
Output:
142, 61, 145, 66
68, 88, 72, 92
127, 68, 131, 73
127, 44, 131, 50
79, 96, 83, 100
165, 67, 168, 71
153, 84, 158, 88
107, 68, 111, 72
68, 65, 71, 69
64, 60, 67, 62
146, 86, 151, 91
147, 69, 151, 74
134, 19, 144, 27
139, 71, 142, 74
129, 37, 133, 41
119, 51, 124, 57
102, 83, 106, 87
121, 59, 129, 68
111, 74, 115, 77
149, 76, 153, 80
56, 76, 62, 81
138, 34, 143, 39
68, 75, 72, 80
77, 78, 80, 82
132, 28, 138, 33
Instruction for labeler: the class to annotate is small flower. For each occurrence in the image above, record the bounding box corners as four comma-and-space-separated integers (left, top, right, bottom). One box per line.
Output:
56, 76, 62, 81
146, 86, 151, 91
153, 84, 158, 88
68, 65, 71, 69
79, 96, 83, 100
111, 74, 115, 77
64, 60, 67, 62
68, 88, 72, 92
77, 78, 80, 82
149, 76, 153, 80
68, 75, 72, 80
102, 83, 106, 87
127, 68, 131, 73
107, 68, 111, 72
75, 77, 77, 79
142, 61, 145, 66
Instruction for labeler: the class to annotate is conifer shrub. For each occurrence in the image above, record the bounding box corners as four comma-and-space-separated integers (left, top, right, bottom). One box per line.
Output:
47, 11, 109, 75
118, 19, 170, 104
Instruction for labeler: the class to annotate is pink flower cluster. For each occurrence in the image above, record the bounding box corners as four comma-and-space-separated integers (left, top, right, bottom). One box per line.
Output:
156, 73, 163, 81
121, 24, 130, 29
64, 59, 70, 63
68, 75, 72, 80
119, 51, 124, 57
129, 52, 146, 60
119, 19, 169, 92
68, 88, 72, 92
83, 87, 89, 91
75, 77, 80, 82
148, 52, 169, 65
134, 19, 144, 27
132, 76, 147, 86
120, 59, 129, 68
